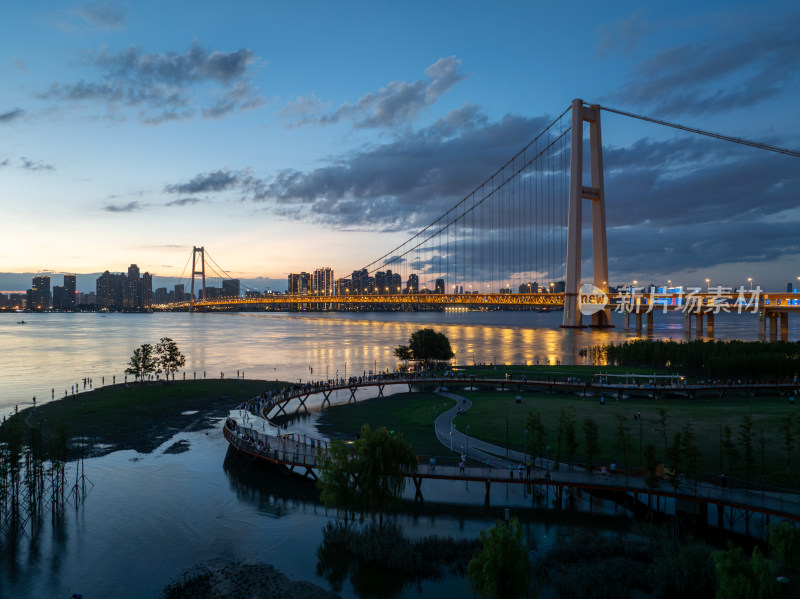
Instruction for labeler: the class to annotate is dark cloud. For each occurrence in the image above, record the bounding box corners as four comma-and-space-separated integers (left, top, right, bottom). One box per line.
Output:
165, 197, 203, 207
605, 11, 800, 115
0, 159, 9, 168
245, 105, 551, 230
283, 56, 469, 129
20, 157, 55, 171
0, 108, 25, 123
73, 1, 125, 30
104, 201, 142, 212
165, 169, 239, 194
38, 44, 263, 124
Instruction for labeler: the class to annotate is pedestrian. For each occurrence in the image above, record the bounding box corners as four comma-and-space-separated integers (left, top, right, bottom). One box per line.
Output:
509, 463, 514, 479
32, 396, 36, 406
459, 460, 465, 474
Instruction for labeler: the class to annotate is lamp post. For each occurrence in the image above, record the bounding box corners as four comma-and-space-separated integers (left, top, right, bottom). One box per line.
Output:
748, 278, 753, 290
344, 362, 347, 381
705, 278, 710, 291
466, 425, 471, 459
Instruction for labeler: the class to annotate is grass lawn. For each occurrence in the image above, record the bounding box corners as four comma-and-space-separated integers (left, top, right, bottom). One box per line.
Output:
10, 379, 277, 456
315, 392, 454, 458
452, 388, 800, 488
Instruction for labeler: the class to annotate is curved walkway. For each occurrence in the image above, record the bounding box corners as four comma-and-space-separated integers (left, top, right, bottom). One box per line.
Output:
224, 376, 800, 522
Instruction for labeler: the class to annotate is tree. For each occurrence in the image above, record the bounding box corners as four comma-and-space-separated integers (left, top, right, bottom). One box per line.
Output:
666, 432, 683, 492
680, 420, 700, 489
721, 424, 739, 475
558, 405, 577, 469
768, 521, 800, 570
125, 343, 157, 383
613, 414, 633, 470
467, 517, 531, 599
156, 337, 186, 382
779, 414, 795, 474
394, 345, 412, 361
525, 412, 546, 464
739, 414, 754, 481
398, 328, 454, 365
316, 424, 417, 524
712, 543, 780, 599
656, 406, 669, 458
582, 417, 600, 467
643, 443, 659, 490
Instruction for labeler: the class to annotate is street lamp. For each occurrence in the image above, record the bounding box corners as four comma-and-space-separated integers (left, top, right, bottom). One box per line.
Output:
705, 278, 710, 291
748, 277, 752, 290
466, 425, 471, 459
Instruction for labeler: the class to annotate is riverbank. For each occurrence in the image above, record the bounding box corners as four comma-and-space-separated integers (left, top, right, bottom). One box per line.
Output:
159, 560, 340, 599
7, 379, 280, 458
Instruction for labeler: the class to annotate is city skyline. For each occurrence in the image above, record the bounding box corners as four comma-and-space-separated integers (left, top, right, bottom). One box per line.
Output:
2, 1, 799, 289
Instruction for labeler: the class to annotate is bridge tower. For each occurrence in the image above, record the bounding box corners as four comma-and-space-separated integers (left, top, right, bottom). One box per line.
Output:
563, 99, 611, 328
189, 246, 206, 311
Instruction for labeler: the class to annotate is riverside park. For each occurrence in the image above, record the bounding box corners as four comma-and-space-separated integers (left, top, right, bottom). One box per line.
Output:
2, 335, 800, 599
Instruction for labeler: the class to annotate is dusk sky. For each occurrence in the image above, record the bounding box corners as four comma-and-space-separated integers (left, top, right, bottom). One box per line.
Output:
2, 1, 799, 292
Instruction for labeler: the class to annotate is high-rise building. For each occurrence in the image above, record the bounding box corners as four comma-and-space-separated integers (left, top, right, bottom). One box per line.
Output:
96, 271, 127, 310
174, 284, 185, 303
288, 272, 311, 295
384, 270, 402, 294
154, 287, 168, 304
140, 272, 152, 308
335, 278, 351, 295
407, 274, 419, 294
124, 264, 140, 308
435, 278, 445, 294
63, 274, 76, 309
350, 269, 368, 294
519, 282, 538, 293
52, 285, 65, 309
313, 268, 334, 296
375, 271, 387, 295
32, 276, 51, 309
222, 279, 241, 298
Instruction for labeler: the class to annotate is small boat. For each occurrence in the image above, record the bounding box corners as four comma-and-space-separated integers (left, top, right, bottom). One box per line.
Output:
17, 320, 26, 324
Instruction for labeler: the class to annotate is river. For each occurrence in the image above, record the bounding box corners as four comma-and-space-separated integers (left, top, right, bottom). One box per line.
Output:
0, 309, 787, 598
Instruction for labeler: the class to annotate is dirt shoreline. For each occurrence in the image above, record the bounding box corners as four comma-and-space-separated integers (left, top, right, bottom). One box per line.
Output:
158, 560, 340, 599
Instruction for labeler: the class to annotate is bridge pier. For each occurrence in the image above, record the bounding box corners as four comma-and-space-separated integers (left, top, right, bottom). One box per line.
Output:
297, 394, 309, 413
349, 387, 358, 402
623, 311, 630, 330
484, 480, 491, 507
781, 312, 789, 340
646, 311, 653, 331
695, 312, 704, 336
684, 312, 692, 334
770, 313, 778, 340
635, 312, 643, 331
377, 384, 385, 397
706, 311, 714, 335
321, 389, 332, 407
759, 310, 767, 337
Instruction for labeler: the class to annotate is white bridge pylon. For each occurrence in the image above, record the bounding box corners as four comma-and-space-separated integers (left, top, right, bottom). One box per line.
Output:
563, 99, 611, 328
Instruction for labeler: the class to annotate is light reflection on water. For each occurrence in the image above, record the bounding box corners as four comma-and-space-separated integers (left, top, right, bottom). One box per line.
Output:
0, 422, 624, 599
0, 309, 788, 416
0, 309, 779, 598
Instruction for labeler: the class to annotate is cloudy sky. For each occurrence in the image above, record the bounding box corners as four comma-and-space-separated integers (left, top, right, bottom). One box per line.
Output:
2, 0, 799, 292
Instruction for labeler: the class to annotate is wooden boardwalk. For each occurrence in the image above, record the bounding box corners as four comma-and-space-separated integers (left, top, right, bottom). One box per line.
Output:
224, 388, 800, 523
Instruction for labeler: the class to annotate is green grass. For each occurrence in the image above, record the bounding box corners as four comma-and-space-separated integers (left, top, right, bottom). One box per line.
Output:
12, 379, 277, 456
316, 392, 454, 458
454, 389, 800, 488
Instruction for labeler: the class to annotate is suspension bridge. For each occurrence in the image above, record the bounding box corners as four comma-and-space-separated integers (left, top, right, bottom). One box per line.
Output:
155, 99, 800, 336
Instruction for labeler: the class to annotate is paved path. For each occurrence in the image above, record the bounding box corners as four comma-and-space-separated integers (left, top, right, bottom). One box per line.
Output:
433, 391, 534, 470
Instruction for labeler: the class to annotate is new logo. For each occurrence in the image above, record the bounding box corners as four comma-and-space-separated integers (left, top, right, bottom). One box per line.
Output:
579, 283, 608, 316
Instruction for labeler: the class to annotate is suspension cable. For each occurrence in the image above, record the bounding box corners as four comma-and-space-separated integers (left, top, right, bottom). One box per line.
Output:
597, 104, 800, 158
